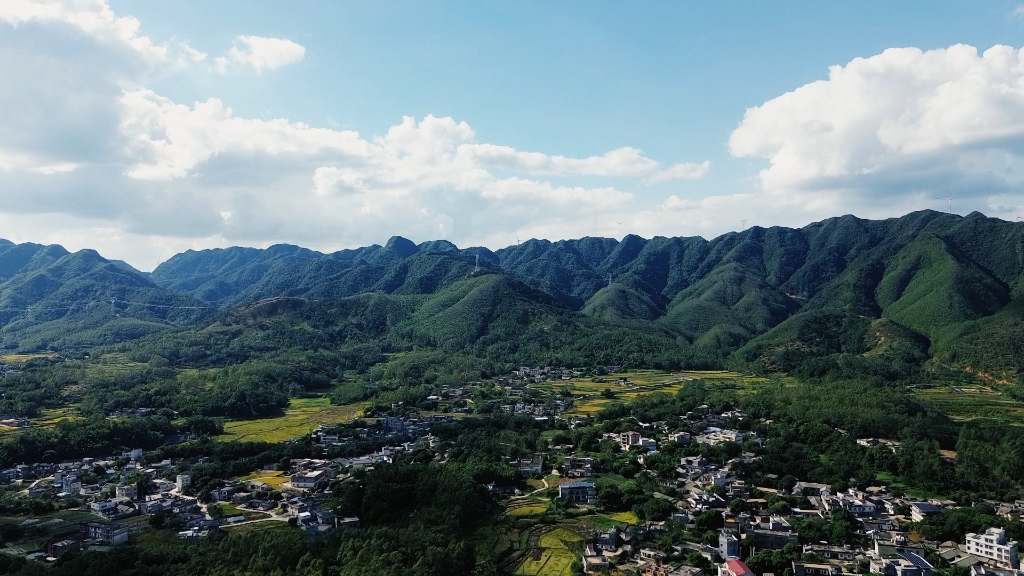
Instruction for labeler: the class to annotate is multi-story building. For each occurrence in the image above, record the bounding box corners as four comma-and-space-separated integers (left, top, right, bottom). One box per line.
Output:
719, 531, 740, 560
175, 474, 191, 493
966, 528, 1020, 569
558, 481, 596, 504
85, 522, 129, 545
115, 484, 138, 500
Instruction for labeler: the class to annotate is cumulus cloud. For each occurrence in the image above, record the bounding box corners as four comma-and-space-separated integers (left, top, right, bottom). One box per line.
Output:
0, 0, 709, 268
730, 44, 1024, 207
214, 35, 305, 74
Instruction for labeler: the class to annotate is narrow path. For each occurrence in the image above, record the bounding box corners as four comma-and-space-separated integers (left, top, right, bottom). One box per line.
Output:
529, 478, 549, 496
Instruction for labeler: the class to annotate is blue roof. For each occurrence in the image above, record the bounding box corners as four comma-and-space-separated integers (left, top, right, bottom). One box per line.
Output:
561, 482, 594, 488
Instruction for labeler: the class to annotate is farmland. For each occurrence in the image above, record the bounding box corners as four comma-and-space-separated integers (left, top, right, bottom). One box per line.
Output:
218, 398, 368, 443
913, 384, 1024, 425
514, 527, 585, 576
544, 370, 768, 415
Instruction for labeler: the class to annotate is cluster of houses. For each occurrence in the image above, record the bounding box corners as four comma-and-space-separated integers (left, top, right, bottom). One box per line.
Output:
0, 440, 396, 560
499, 366, 589, 385
311, 414, 450, 450
484, 403, 1024, 576
501, 400, 570, 419
559, 465, 1024, 576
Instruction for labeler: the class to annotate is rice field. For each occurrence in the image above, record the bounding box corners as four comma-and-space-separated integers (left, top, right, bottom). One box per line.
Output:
508, 503, 549, 517
913, 385, 1024, 425
238, 470, 291, 489
218, 398, 369, 443
515, 528, 584, 576
0, 353, 56, 363
555, 370, 767, 415
607, 511, 639, 524
0, 405, 82, 439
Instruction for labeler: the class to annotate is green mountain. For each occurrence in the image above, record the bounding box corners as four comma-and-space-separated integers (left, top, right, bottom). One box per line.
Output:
4, 209, 1024, 378
149, 237, 499, 308
0, 243, 213, 350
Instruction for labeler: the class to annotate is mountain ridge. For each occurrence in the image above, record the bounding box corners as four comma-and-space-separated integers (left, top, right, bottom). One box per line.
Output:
2, 209, 1023, 377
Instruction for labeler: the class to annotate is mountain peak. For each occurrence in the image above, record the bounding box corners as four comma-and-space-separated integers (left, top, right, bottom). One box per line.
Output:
384, 236, 419, 258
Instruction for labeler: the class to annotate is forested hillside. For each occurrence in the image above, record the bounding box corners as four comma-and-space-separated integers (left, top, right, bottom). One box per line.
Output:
0, 209, 1022, 379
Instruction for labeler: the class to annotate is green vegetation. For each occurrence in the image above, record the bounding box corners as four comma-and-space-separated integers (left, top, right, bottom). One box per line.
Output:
1, 211, 1024, 574
218, 398, 367, 443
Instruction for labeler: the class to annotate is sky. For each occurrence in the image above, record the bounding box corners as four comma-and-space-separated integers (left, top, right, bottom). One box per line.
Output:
4, 1, 1024, 269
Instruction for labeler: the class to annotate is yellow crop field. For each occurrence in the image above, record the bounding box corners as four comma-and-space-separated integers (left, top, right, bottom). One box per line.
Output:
516, 528, 584, 576
0, 353, 55, 363
218, 398, 368, 443
508, 504, 548, 517
608, 511, 639, 524
238, 470, 291, 489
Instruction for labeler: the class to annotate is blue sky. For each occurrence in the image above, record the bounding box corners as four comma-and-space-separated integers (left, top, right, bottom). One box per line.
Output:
4, 1, 1024, 267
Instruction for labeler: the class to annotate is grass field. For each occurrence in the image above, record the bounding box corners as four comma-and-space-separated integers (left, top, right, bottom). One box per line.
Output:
212, 502, 273, 522
914, 385, 1024, 425
0, 510, 98, 553
515, 528, 584, 576
876, 472, 943, 500
218, 398, 369, 443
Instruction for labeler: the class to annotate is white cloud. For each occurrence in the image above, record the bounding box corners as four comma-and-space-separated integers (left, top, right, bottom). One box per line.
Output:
730, 44, 1024, 205
458, 144, 660, 176
214, 35, 305, 74
0, 1, 710, 269
641, 160, 711, 185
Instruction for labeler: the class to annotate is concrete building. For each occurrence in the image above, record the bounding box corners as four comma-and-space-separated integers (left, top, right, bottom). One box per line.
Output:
176, 474, 191, 492
85, 522, 129, 545
869, 552, 933, 576
558, 481, 596, 504
290, 470, 325, 489
966, 528, 1020, 569
719, 531, 740, 560
115, 484, 138, 500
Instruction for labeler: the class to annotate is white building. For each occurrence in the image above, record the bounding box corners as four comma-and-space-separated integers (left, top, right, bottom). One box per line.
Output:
290, 470, 325, 489
176, 474, 191, 492
966, 528, 1020, 569
115, 484, 138, 500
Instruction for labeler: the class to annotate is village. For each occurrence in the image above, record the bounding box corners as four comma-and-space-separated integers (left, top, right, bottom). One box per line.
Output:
0, 367, 1020, 576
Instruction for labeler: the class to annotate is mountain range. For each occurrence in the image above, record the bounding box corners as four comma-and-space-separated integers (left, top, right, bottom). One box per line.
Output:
1, 209, 1022, 376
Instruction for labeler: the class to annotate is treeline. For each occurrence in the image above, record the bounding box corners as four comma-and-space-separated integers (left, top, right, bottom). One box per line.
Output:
0, 417, 176, 468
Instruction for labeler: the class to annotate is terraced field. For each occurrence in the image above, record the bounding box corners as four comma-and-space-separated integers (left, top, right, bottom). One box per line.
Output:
515, 527, 584, 576
507, 500, 548, 517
